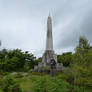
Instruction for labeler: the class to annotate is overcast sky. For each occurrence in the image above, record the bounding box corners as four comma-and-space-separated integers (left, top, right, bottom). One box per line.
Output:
0, 0, 92, 57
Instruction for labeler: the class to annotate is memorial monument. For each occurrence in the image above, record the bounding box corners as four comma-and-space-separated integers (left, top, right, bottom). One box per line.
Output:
42, 14, 57, 65
34, 15, 64, 72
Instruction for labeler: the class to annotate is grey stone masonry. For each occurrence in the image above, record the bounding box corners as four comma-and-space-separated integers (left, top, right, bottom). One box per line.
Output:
33, 15, 65, 72
46, 15, 53, 51
42, 15, 58, 66
42, 50, 57, 65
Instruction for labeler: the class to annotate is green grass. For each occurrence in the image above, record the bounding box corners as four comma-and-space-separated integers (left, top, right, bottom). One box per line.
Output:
0, 89, 3, 92
19, 77, 32, 91
16, 74, 44, 92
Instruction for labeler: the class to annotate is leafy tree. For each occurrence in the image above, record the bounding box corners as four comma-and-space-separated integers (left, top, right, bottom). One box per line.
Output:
75, 36, 90, 55
24, 52, 36, 71
69, 36, 92, 90
35, 57, 42, 65
57, 52, 72, 67
0, 49, 36, 72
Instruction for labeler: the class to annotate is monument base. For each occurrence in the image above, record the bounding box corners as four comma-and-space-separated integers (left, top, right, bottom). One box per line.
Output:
33, 50, 65, 72
42, 50, 57, 65
33, 62, 65, 72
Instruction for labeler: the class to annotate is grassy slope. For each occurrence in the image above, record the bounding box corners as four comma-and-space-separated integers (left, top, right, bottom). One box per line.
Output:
19, 77, 32, 91
16, 74, 43, 92
0, 72, 92, 92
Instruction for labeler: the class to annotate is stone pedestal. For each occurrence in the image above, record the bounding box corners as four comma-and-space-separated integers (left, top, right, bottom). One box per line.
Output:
33, 50, 64, 72
42, 50, 57, 66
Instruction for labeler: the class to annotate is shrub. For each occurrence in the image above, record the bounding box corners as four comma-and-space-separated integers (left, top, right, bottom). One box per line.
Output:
31, 75, 70, 92
1, 76, 22, 92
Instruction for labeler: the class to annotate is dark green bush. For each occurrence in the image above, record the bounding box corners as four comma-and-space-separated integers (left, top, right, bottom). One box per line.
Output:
1, 76, 22, 92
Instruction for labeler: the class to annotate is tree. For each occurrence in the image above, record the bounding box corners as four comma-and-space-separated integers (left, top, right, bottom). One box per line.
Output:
57, 52, 72, 67
35, 57, 42, 65
0, 49, 36, 72
75, 36, 90, 55
24, 52, 36, 70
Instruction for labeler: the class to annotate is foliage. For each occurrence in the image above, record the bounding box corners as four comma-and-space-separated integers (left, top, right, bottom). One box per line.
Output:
0, 49, 36, 72
56, 36, 92, 91
35, 57, 42, 65
0, 75, 22, 92
31, 75, 69, 92
57, 52, 72, 66
31, 75, 85, 92
75, 36, 90, 55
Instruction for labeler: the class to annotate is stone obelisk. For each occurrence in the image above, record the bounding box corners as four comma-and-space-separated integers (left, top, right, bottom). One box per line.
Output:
33, 15, 64, 72
42, 15, 57, 66
46, 15, 53, 51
